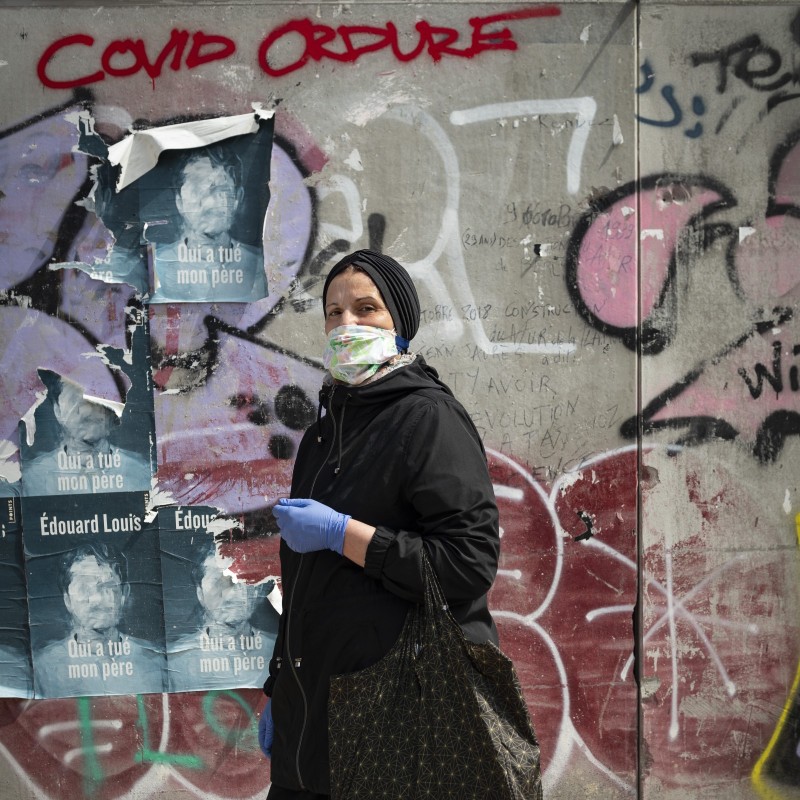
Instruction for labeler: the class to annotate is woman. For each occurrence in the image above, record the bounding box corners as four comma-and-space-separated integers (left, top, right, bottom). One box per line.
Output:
260, 249, 500, 799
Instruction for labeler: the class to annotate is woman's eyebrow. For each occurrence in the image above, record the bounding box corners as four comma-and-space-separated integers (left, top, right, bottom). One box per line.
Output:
325, 294, 379, 309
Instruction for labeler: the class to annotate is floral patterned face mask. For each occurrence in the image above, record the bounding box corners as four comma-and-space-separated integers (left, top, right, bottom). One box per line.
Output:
323, 324, 405, 385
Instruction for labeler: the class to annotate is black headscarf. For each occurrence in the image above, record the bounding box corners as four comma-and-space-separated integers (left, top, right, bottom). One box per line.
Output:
322, 250, 421, 343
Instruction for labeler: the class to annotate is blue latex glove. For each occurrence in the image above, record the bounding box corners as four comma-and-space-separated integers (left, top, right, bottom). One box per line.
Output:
258, 699, 273, 758
273, 498, 350, 555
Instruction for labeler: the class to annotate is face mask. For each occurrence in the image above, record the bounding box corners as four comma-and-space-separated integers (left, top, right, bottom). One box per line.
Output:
323, 324, 404, 385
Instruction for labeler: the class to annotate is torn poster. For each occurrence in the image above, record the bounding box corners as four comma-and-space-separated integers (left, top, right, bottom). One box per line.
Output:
24, 492, 166, 698
0, 498, 33, 698
159, 505, 278, 693
80, 109, 275, 303
17, 317, 155, 498
19, 373, 151, 496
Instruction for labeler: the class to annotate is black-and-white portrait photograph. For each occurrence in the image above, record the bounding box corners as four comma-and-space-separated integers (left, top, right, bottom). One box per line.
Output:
19, 371, 152, 498
24, 497, 166, 698
141, 116, 273, 304
160, 506, 278, 693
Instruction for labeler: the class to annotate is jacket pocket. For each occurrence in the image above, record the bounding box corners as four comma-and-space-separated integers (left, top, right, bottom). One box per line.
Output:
300, 592, 408, 678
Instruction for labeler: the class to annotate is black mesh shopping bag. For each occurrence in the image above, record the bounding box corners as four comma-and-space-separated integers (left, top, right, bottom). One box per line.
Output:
328, 554, 542, 799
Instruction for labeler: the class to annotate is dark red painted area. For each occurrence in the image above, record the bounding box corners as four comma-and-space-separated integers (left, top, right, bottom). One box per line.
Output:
0, 690, 270, 799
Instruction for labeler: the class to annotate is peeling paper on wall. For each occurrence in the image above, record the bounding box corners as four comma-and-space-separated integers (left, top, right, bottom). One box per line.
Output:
612, 114, 623, 146
18, 378, 150, 498
0, 440, 21, 485
344, 148, 364, 171
16, 316, 155, 500
558, 469, 584, 504
63, 106, 275, 303
144, 484, 178, 523
107, 107, 274, 190
739, 226, 757, 243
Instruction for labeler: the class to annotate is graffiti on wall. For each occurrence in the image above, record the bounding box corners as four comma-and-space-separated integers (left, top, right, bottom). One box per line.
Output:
0, 443, 795, 797
0, 80, 600, 793
0, 3, 798, 797
566, 133, 800, 462
637, 9, 800, 140
36, 7, 562, 89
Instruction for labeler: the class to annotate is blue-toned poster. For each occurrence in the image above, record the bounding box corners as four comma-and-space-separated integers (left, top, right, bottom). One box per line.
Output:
82, 110, 275, 303
24, 492, 166, 698
19, 372, 151, 497
0, 491, 33, 698
146, 138, 271, 303
18, 316, 155, 498
159, 505, 278, 693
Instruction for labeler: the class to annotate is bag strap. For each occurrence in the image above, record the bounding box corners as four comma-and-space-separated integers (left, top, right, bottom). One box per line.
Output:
420, 549, 447, 611
417, 549, 454, 645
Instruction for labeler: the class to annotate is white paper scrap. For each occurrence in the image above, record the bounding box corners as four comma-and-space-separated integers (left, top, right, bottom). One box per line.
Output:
108, 109, 275, 191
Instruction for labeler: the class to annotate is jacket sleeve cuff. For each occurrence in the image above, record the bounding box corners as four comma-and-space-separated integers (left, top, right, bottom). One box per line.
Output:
363, 526, 395, 579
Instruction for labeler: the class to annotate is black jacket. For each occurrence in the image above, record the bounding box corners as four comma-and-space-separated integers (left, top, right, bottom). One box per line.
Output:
265, 357, 500, 794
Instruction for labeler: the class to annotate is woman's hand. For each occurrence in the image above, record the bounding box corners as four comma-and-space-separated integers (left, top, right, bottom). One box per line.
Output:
258, 699, 273, 759
274, 498, 378, 565
274, 498, 351, 554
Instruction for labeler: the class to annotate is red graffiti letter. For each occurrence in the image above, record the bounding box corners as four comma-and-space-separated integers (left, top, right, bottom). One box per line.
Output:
186, 31, 236, 68
335, 25, 392, 63
101, 39, 148, 78
385, 21, 426, 63
303, 21, 339, 62
258, 18, 316, 77
147, 29, 191, 77
37, 34, 104, 89
102, 30, 192, 81
417, 21, 466, 62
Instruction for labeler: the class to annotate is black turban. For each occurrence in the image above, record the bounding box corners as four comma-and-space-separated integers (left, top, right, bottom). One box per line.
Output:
322, 249, 421, 342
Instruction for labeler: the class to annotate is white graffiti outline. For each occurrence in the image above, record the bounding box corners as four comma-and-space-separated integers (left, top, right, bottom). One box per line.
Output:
488, 444, 637, 794
39, 718, 119, 767
550, 443, 775, 766
382, 104, 577, 356
489, 448, 563, 620
316, 174, 364, 244
492, 609, 575, 794
584, 533, 751, 745
450, 98, 598, 195
4, 444, 780, 798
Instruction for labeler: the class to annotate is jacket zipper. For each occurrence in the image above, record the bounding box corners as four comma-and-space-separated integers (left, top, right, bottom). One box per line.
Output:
285, 385, 339, 790
285, 557, 307, 790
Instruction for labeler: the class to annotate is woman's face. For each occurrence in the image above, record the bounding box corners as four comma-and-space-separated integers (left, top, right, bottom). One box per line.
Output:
324, 269, 394, 335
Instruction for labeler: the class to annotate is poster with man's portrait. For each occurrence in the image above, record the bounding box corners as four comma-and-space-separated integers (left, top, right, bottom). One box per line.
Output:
18, 372, 152, 498
85, 110, 275, 304
159, 506, 279, 693
18, 318, 155, 499
23, 492, 166, 698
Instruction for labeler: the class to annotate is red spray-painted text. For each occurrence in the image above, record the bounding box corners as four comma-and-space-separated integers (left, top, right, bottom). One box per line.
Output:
37, 8, 561, 89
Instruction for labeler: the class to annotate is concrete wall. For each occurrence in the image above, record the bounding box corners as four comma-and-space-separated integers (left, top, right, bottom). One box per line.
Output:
0, 1, 798, 797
